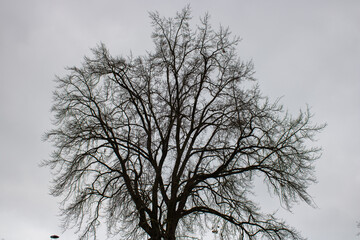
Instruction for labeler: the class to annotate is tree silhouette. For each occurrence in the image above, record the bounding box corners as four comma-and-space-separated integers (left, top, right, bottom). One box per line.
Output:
44, 7, 324, 240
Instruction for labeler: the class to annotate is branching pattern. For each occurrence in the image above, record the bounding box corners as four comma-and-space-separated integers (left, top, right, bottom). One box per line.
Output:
44, 7, 324, 240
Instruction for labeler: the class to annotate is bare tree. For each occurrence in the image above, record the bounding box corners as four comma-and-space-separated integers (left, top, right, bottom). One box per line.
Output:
44, 7, 324, 240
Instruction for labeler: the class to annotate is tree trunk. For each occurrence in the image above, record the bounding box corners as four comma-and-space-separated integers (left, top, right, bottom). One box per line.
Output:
165, 218, 178, 240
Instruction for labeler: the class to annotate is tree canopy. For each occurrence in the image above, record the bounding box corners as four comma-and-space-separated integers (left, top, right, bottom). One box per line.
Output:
44, 7, 324, 240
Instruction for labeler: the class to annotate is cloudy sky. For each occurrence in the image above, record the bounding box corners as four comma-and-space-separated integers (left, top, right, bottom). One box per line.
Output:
0, 0, 359, 239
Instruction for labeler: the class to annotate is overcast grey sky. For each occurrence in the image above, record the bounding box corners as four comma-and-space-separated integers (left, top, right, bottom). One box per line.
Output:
0, 1, 359, 239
